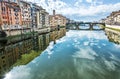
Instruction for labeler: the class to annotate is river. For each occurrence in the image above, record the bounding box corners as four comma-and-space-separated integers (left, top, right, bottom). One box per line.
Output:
4, 29, 120, 79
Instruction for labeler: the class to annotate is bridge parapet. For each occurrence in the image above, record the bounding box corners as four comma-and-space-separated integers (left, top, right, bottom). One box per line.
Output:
66, 22, 105, 30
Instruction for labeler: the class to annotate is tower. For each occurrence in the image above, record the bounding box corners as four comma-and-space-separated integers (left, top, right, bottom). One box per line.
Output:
53, 10, 55, 16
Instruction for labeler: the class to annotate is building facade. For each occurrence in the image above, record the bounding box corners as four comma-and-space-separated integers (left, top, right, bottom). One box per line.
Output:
101, 10, 120, 25
113, 11, 120, 25
45, 11, 49, 27
20, 0, 31, 28
7, 2, 22, 29
30, 3, 40, 29
0, 1, 9, 30
0, 1, 22, 30
38, 9, 49, 28
49, 10, 66, 28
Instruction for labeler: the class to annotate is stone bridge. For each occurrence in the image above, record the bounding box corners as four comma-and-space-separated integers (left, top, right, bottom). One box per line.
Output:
66, 22, 105, 30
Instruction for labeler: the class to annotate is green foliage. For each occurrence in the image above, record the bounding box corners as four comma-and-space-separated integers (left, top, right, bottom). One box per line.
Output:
13, 50, 43, 66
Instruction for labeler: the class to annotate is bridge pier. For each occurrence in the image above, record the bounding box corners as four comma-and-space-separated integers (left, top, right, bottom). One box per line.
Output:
89, 24, 93, 30
76, 25, 80, 30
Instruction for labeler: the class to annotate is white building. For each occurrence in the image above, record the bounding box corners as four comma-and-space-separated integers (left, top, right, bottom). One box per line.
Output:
45, 12, 49, 27
19, 0, 32, 28
37, 9, 49, 28
113, 11, 120, 25
103, 10, 120, 25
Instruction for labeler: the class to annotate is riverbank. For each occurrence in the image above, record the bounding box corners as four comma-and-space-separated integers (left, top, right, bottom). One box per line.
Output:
12, 50, 43, 66
106, 25, 120, 32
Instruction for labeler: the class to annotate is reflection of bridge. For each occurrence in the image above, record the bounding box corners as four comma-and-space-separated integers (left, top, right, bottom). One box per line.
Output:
66, 22, 105, 30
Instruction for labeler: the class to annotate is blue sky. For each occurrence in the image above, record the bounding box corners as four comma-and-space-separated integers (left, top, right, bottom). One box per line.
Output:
27, 0, 120, 22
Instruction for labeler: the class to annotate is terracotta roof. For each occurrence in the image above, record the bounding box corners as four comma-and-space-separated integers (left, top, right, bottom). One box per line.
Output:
6, 3, 20, 10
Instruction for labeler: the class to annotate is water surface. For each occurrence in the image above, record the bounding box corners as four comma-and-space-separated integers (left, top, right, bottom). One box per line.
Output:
4, 30, 120, 79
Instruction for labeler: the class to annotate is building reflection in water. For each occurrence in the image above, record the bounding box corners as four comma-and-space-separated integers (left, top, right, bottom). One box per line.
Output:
105, 28, 120, 44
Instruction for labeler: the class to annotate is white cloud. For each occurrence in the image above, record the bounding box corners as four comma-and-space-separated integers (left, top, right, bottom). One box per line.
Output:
60, 3, 120, 16
4, 66, 31, 79
103, 58, 116, 71
74, 0, 83, 7
86, 0, 103, 6
25, 0, 120, 21
86, 0, 92, 3
44, 42, 54, 59
66, 30, 107, 40
72, 47, 98, 60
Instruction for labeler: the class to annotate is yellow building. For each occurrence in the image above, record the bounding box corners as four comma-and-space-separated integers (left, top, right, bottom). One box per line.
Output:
49, 10, 67, 28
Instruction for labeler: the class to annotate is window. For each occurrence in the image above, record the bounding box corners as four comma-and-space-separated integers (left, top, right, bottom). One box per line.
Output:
3, 64, 6, 69
2, 7, 5, 11
2, 16, 4, 19
3, 60, 5, 63
2, 56, 5, 59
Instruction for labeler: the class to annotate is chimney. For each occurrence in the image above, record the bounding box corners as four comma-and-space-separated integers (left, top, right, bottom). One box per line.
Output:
53, 10, 55, 15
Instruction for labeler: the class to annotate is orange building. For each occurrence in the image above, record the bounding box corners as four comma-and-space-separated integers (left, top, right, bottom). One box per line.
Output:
7, 2, 22, 29
0, 1, 22, 30
0, 1, 9, 30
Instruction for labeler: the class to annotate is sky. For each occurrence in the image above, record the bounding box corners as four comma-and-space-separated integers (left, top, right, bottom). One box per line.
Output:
26, 0, 120, 22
